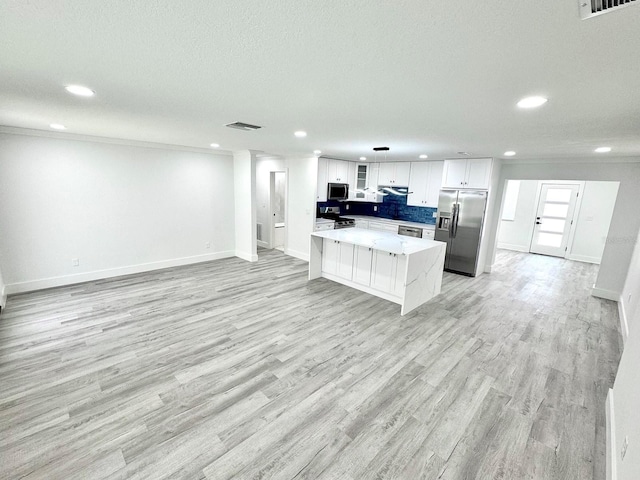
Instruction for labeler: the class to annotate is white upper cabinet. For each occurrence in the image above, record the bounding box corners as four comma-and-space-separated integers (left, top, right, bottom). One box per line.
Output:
317, 157, 328, 201
327, 159, 350, 183
378, 162, 411, 186
407, 161, 444, 207
442, 158, 492, 189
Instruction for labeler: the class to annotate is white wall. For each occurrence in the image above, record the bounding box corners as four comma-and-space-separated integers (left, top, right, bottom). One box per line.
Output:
233, 150, 258, 262
0, 132, 236, 293
610, 225, 640, 480
256, 157, 286, 248
484, 159, 640, 300
478, 159, 502, 274
497, 180, 539, 252
0, 264, 6, 311
283, 155, 317, 262
568, 181, 619, 264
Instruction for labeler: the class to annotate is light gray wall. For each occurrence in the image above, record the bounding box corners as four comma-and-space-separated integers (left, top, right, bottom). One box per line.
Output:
611, 225, 640, 479
283, 155, 317, 262
497, 180, 539, 252
0, 264, 6, 311
233, 150, 257, 262
485, 159, 640, 298
0, 132, 236, 293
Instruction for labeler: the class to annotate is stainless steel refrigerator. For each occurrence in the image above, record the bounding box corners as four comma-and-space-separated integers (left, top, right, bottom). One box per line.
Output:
435, 189, 488, 276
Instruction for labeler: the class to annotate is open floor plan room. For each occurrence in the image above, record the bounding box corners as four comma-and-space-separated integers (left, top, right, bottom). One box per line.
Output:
0, 250, 622, 479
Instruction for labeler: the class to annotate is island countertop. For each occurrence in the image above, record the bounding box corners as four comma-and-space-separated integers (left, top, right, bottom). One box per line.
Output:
311, 227, 444, 255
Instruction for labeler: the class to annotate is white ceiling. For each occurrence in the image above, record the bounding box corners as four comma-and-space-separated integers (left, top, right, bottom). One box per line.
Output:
1, 1, 639, 161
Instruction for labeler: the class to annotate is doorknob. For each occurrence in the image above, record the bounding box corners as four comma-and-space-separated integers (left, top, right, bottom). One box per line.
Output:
536, 221, 541, 224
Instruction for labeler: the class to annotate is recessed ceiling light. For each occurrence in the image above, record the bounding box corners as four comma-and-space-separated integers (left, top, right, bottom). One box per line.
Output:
210, 143, 220, 148
517, 96, 548, 108
294, 131, 307, 138
595, 147, 611, 153
419, 154, 428, 159
504, 151, 516, 156
313, 150, 322, 155
359, 156, 367, 161
65, 85, 95, 97
49, 123, 66, 130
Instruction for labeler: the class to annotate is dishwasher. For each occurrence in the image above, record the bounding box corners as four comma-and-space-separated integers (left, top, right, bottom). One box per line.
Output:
398, 225, 423, 238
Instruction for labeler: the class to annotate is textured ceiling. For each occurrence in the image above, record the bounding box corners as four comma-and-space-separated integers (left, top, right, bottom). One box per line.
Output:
1, 0, 639, 161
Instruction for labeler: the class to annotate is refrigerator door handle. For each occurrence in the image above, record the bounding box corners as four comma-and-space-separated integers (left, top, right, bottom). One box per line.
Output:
451, 203, 459, 238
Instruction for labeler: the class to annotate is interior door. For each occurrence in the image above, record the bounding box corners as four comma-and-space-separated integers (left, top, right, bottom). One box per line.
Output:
530, 184, 580, 257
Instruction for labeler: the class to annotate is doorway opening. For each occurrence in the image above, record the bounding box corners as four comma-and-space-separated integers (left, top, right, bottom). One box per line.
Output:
497, 179, 619, 264
271, 171, 286, 252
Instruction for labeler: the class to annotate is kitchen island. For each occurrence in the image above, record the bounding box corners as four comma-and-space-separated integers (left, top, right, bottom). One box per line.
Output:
309, 228, 446, 315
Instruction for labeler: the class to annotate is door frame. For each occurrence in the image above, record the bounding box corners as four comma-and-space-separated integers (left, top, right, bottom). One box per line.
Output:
269, 170, 288, 250
528, 180, 584, 258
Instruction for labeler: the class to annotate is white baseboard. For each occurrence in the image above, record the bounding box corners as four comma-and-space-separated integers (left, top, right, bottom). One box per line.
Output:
5, 251, 235, 294
592, 284, 621, 301
257, 240, 269, 249
285, 248, 309, 262
617, 296, 630, 345
606, 389, 617, 480
496, 242, 530, 253
565, 253, 601, 265
235, 251, 259, 262
484, 264, 493, 274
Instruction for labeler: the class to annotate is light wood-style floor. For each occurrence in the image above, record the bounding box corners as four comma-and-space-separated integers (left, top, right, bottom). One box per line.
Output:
0, 249, 622, 479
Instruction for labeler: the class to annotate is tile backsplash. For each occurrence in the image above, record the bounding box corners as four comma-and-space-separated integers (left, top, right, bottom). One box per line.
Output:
317, 186, 437, 225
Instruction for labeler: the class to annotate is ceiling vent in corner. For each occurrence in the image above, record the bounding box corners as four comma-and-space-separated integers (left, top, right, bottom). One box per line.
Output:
580, 0, 637, 19
225, 121, 262, 131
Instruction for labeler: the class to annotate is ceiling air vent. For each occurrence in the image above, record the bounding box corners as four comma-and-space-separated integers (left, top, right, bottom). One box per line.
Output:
225, 121, 262, 131
580, 0, 637, 19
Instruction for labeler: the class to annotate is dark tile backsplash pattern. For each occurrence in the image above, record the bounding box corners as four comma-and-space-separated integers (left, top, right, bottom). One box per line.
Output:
317, 186, 437, 225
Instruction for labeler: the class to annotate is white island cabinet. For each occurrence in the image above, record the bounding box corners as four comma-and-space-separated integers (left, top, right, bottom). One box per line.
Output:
309, 228, 446, 315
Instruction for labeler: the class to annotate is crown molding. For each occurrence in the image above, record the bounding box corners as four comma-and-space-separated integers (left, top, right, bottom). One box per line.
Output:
0, 125, 233, 157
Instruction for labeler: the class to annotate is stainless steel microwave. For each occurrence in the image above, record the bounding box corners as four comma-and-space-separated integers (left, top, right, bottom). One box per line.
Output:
327, 183, 349, 201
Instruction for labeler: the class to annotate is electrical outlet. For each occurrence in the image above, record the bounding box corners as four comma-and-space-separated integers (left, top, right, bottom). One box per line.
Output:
373, 206, 378, 212
206, 242, 211, 249
432, 211, 438, 217
72, 258, 79, 267
629, 294, 632, 303
622, 436, 629, 460
345, 204, 349, 210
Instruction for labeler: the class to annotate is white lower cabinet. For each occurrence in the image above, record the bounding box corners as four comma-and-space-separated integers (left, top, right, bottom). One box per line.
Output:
371, 250, 406, 297
322, 238, 354, 280
353, 245, 373, 286
322, 240, 406, 299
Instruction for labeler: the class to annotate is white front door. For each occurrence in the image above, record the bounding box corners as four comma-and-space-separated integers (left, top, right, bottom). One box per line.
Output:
529, 183, 580, 257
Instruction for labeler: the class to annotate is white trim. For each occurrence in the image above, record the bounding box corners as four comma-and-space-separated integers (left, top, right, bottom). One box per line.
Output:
235, 251, 259, 263
484, 264, 492, 273
617, 296, 630, 345
497, 242, 530, 253
565, 253, 601, 265
5, 251, 236, 295
257, 240, 269, 249
285, 248, 309, 262
0, 286, 6, 312
0, 126, 233, 156
606, 389, 617, 480
591, 284, 620, 301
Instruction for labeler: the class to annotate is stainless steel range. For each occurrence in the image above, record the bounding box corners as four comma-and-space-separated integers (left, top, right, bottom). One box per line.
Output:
318, 206, 355, 229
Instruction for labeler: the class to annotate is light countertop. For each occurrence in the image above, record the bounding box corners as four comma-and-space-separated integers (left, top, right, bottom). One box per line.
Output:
340, 215, 436, 230
311, 227, 445, 255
